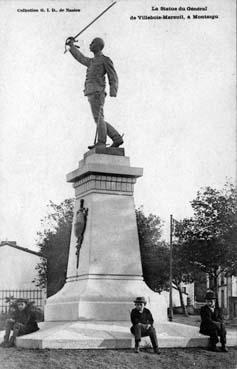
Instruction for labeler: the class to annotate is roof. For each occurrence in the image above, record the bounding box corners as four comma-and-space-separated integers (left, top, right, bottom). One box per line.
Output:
0, 241, 44, 257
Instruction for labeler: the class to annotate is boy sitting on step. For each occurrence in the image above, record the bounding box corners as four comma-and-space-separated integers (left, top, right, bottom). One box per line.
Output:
0, 298, 39, 347
130, 296, 160, 354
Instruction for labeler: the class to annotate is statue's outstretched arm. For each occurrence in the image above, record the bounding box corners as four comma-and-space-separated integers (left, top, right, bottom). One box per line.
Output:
69, 44, 91, 67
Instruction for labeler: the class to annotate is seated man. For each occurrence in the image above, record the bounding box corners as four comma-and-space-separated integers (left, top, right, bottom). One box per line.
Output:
0, 298, 39, 347
130, 296, 160, 354
200, 290, 228, 352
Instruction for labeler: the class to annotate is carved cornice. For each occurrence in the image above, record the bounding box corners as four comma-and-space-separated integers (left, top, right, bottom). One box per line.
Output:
73, 174, 137, 196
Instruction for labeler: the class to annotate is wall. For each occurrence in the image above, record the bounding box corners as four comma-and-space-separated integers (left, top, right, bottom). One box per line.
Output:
181, 282, 195, 305
0, 245, 41, 289
163, 287, 188, 307
232, 276, 237, 296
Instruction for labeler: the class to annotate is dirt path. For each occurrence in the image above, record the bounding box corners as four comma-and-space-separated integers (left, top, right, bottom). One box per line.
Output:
0, 347, 236, 369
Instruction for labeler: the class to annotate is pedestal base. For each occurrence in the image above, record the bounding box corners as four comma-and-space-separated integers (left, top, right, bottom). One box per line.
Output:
7, 321, 236, 349
45, 276, 168, 322
45, 151, 168, 323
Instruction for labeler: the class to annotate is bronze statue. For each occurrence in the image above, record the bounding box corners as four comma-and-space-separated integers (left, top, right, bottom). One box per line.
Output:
74, 199, 88, 269
67, 37, 123, 149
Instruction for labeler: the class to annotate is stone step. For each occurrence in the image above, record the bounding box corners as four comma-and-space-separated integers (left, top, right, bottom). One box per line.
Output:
1, 321, 236, 349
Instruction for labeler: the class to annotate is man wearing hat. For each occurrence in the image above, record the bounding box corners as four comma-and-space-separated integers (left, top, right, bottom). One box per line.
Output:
0, 298, 39, 347
130, 296, 160, 354
199, 290, 228, 352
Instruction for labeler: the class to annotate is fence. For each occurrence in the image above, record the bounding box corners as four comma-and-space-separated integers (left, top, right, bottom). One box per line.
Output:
0, 289, 46, 314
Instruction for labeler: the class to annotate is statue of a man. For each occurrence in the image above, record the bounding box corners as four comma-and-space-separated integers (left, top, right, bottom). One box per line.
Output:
68, 37, 124, 149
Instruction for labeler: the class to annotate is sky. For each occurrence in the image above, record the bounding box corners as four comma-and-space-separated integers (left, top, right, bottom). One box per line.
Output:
0, 0, 236, 250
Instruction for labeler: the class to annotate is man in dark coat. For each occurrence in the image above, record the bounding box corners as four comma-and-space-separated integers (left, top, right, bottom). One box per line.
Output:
200, 290, 228, 352
68, 37, 123, 150
130, 296, 160, 354
0, 298, 39, 347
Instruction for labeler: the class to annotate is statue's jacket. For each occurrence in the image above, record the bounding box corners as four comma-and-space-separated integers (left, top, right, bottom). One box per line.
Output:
70, 45, 118, 96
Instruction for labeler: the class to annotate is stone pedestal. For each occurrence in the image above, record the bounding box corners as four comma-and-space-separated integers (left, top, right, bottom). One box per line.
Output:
45, 148, 168, 322
14, 148, 237, 349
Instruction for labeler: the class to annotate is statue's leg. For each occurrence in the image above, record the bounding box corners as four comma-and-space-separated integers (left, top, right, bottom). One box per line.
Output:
103, 94, 123, 146
87, 93, 106, 144
105, 122, 123, 146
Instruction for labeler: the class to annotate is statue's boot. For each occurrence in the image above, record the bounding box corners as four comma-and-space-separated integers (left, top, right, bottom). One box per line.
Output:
88, 142, 106, 150
110, 134, 124, 147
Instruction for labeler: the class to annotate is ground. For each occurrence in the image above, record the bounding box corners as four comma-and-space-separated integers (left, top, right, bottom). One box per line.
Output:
0, 315, 236, 369
0, 347, 236, 369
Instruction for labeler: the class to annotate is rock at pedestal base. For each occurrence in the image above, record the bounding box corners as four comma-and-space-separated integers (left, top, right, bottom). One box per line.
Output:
9, 321, 237, 349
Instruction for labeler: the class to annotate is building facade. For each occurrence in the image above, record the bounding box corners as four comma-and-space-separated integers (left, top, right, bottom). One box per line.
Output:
207, 272, 237, 318
0, 241, 46, 312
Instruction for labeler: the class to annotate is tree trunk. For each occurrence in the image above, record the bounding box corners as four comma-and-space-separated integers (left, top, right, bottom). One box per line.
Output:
213, 274, 219, 308
177, 283, 189, 316
208, 270, 219, 308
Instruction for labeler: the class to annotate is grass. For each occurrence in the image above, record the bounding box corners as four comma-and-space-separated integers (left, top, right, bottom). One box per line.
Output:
0, 347, 236, 369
